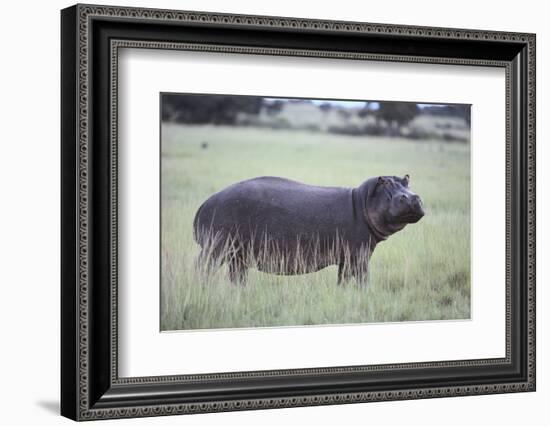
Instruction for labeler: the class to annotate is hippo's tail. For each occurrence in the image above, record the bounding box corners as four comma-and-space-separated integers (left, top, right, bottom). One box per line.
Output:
192, 202, 205, 245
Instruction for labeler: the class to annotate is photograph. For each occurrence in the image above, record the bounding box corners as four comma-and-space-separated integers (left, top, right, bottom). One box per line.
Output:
160, 93, 471, 331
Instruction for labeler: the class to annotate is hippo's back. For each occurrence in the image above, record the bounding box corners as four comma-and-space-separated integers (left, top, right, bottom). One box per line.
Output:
193, 176, 353, 246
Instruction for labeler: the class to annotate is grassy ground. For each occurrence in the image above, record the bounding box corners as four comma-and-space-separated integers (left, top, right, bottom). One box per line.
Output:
160, 123, 470, 331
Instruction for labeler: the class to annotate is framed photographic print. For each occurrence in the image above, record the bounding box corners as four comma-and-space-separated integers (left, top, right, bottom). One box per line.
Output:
61, 3, 536, 421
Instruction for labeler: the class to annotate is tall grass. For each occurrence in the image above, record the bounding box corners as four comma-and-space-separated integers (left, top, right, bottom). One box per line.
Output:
161, 123, 470, 331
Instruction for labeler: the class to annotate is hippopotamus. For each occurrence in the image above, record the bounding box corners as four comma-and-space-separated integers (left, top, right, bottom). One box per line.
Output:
193, 175, 424, 285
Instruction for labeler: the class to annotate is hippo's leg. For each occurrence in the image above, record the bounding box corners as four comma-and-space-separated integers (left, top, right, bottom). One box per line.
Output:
228, 253, 248, 285
228, 257, 247, 285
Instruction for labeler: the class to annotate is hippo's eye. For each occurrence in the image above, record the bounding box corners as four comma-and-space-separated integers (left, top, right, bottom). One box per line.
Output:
400, 195, 407, 203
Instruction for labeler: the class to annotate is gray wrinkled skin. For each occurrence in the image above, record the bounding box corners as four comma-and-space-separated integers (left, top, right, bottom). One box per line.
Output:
193, 175, 425, 285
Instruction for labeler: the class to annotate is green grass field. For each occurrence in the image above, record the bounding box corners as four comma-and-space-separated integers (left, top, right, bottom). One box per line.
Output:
160, 123, 471, 331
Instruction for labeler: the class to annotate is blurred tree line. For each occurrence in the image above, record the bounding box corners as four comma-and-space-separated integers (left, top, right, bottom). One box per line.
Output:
162, 94, 470, 141
421, 104, 471, 126
162, 94, 263, 124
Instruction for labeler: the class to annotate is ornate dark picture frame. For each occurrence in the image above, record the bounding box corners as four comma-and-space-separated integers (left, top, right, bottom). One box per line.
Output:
61, 3, 536, 421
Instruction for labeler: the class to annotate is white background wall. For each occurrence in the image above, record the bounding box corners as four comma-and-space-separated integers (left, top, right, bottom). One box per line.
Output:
0, 0, 546, 424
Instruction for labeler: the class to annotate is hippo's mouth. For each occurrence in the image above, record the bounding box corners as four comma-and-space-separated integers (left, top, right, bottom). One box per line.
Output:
406, 214, 423, 223
402, 210, 425, 223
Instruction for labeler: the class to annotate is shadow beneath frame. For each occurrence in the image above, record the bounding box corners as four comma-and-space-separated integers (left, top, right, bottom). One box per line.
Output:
36, 400, 59, 416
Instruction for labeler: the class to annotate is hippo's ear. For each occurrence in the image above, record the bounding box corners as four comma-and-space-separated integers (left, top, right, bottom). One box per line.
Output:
367, 176, 386, 199
402, 174, 410, 187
